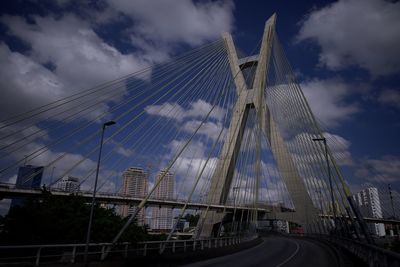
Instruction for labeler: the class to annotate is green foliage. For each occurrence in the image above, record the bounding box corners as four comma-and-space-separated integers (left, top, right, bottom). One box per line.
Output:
184, 213, 200, 227
0, 194, 147, 245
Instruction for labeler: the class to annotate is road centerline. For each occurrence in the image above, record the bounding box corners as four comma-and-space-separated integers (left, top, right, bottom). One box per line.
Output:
274, 239, 300, 267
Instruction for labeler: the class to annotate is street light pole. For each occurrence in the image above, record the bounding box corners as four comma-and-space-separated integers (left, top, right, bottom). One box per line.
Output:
312, 137, 337, 226
84, 121, 116, 266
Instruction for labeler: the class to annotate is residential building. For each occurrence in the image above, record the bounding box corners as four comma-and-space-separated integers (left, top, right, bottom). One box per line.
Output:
352, 187, 385, 237
11, 165, 44, 208
118, 167, 148, 226
151, 170, 175, 231
57, 176, 80, 193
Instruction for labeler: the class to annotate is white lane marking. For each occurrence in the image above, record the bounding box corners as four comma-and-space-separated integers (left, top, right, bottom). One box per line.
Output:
275, 239, 300, 267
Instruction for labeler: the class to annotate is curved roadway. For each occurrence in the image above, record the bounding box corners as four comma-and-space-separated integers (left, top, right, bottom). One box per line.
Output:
186, 236, 340, 267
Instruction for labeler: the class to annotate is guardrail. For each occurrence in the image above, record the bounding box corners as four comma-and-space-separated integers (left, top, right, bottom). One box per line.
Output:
295, 234, 400, 267
324, 235, 400, 267
0, 235, 255, 266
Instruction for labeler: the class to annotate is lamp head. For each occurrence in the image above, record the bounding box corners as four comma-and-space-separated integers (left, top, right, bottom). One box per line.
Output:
104, 121, 116, 127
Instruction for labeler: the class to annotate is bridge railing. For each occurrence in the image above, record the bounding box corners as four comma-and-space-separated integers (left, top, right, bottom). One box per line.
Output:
0, 235, 254, 266
324, 235, 400, 267
293, 233, 400, 267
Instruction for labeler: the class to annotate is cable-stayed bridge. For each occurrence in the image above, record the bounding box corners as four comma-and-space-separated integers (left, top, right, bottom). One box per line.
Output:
0, 14, 399, 266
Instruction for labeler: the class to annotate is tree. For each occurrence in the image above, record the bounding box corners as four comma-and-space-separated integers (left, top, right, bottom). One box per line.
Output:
184, 213, 200, 227
0, 194, 147, 245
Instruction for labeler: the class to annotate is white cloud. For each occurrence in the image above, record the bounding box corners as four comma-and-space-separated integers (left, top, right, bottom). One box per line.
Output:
356, 155, 400, 183
182, 120, 224, 141
145, 102, 185, 121
109, 141, 134, 158
324, 132, 353, 166
114, 146, 134, 157
0, 0, 235, 120
185, 99, 226, 122
378, 89, 400, 109
0, 14, 149, 120
108, 0, 234, 46
296, 0, 400, 76
301, 78, 361, 127
145, 99, 226, 122
0, 43, 65, 118
288, 131, 353, 178
174, 156, 218, 199
167, 139, 207, 160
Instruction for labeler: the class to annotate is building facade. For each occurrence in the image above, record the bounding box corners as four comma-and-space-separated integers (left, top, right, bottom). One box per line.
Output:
15, 165, 43, 189
118, 167, 148, 226
11, 165, 44, 208
57, 176, 80, 193
352, 187, 385, 237
151, 170, 175, 231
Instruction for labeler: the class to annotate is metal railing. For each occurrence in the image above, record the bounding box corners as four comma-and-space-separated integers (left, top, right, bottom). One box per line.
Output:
293, 234, 400, 267
324, 235, 400, 267
0, 235, 255, 266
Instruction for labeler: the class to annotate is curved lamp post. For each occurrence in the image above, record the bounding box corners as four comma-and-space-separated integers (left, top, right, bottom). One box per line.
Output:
84, 121, 116, 265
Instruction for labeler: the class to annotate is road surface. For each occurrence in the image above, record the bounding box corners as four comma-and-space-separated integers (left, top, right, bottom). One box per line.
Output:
186, 236, 340, 267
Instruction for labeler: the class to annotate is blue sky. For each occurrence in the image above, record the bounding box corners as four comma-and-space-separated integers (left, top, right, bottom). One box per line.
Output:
0, 0, 399, 214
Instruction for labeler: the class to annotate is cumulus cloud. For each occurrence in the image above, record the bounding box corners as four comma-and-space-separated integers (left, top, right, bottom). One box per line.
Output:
356, 155, 400, 183
0, 1, 234, 120
145, 99, 226, 122
145, 100, 227, 143
296, 0, 400, 76
0, 43, 65, 119
324, 132, 353, 166
114, 146, 134, 157
288, 130, 353, 189
108, 0, 234, 46
145, 102, 185, 121
167, 139, 207, 160
182, 120, 224, 141
0, 14, 148, 120
301, 78, 361, 127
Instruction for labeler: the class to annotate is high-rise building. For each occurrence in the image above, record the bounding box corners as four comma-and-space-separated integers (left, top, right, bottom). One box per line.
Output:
118, 167, 148, 226
15, 165, 43, 189
11, 165, 44, 208
151, 170, 175, 231
57, 176, 80, 193
352, 187, 385, 237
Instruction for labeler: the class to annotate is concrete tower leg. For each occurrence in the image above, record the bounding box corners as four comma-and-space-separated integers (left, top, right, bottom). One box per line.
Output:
198, 14, 318, 238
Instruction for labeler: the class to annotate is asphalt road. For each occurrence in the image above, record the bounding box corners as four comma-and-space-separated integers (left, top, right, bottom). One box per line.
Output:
185, 236, 340, 267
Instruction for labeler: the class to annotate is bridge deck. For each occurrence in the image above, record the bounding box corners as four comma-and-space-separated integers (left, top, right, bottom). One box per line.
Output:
0, 186, 270, 213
